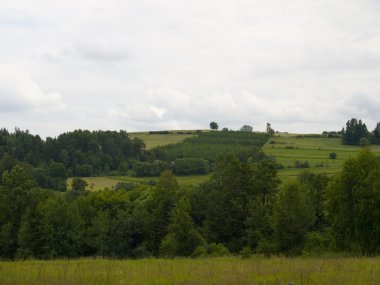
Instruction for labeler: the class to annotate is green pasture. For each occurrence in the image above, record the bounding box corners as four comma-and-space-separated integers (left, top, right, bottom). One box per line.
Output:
67, 174, 211, 191
2, 257, 380, 285
129, 131, 199, 149
263, 133, 380, 181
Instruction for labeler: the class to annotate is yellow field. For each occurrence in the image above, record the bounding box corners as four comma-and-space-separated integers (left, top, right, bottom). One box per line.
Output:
129, 131, 199, 149
2, 257, 380, 285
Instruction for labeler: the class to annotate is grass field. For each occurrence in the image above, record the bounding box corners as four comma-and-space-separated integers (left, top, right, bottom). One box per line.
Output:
68, 132, 380, 188
129, 131, 199, 149
67, 174, 212, 191
263, 133, 380, 181
2, 257, 380, 285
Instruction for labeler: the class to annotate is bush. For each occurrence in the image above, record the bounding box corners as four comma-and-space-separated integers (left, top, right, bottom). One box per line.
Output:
192, 243, 230, 257
329, 152, 337, 159
295, 161, 310, 168
173, 158, 209, 175
360, 137, 369, 147
148, 131, 170, 134
239, 246, 253, 259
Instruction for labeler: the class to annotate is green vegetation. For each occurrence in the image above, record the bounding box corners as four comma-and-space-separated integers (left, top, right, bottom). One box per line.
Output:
67, 174, 212, 191
1, 257, 380, 285
147, 131, 268, 163
263, 133, 380, 181
129, 131, 198, 149
2, 122, 380, 263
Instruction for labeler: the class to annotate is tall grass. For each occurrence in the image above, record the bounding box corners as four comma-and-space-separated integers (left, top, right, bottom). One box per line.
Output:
1, 257, 380, 285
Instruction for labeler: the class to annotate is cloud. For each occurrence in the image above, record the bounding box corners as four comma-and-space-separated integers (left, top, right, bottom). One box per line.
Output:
0, 66, 65, 112
0, 0, 380, 136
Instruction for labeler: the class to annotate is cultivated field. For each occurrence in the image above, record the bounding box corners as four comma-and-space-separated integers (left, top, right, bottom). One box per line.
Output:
263, 133, 380, 181
1, 257, 380, 285
129, 131, 199, 149
68, 132, 380, 189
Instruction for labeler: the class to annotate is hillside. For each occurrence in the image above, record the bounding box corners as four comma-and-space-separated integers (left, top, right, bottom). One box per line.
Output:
263, 133, 380, 181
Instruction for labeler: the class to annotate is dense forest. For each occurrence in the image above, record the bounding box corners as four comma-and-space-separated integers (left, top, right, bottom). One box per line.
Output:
1, 123, 380, 260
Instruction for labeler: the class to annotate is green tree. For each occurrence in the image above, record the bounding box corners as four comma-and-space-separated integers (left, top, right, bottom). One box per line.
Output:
0, 164, 35, 258
342, 118, 369, 145
266, 123, 274, 136
204, 155, 256, 252
145, 171, 179, 255
271, 181, 314, 255
371, 122, 380, 144
326, 149, 380, 254
71, 177, 88, 192
160, 197, 204, 257
245, 160, 280, 250
240, 125, 253, 132
209, 122, 218, 130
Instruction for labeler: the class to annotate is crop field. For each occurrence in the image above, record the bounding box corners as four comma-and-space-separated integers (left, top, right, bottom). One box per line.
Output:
1, 257, 380, 285
67, 174, 212, 191
129, 131, 199, 149
263, 133, 380, 181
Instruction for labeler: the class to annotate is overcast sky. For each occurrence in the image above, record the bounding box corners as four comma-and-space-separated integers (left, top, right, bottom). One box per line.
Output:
1, 0, 380, 138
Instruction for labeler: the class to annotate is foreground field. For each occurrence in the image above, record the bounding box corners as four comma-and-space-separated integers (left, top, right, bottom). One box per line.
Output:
1, 257, 380, 285
263, 134, 380, 181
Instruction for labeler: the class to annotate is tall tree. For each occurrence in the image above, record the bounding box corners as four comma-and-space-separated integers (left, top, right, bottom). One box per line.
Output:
326, 149, 380, 254
271, 181, 314, 255
371, 122, 380, 144
145, 171, 179, 255
342, 118, 369, 145
160, 197, 204, 257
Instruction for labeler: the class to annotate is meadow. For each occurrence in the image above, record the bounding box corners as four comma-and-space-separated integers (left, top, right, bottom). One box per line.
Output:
262, 133, 380, 181
67, 174, 212, 191
129, 131, 199, 149
1, 256, 380, 285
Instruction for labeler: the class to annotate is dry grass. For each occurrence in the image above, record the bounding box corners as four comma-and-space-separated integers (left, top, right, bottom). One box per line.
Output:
1, 257, 380, 285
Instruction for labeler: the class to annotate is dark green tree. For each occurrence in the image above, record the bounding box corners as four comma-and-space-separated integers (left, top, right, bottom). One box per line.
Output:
342, 118, 369, 145
160, 197, 204, 257
209, 122, 218, 130
145, 171, 179, 255
271, 181, 314, 255
371, 122, 380, 144
0, 164, 35, 258
240, 125, 253, 132
326, 149, 380, 254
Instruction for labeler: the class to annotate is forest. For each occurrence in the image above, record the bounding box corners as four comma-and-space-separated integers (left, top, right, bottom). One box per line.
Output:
0, 119, 380, 260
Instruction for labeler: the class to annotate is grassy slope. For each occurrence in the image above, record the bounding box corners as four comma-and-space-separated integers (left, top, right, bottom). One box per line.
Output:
2, 257, 380, 285
263, 133, 380, 181
68, 131, 380, 189
129, 131, 199, 149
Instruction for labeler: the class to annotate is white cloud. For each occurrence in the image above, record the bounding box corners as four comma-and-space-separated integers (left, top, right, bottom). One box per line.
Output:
0, 66, 65, 112
0, 0, 380, 136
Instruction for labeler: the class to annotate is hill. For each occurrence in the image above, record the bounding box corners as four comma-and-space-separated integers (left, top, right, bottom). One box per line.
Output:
263, 133, 380, 181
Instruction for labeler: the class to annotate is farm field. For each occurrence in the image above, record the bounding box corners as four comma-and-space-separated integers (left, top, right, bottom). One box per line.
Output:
263, 133, 380, 181
67, 174, 212, 191
1, 257, 380, 285
129, 131, 199, 149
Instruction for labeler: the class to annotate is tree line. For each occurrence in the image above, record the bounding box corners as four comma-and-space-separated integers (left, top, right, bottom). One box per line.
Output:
0, 128, 145, 191
1, 148, 380, 259
342, 118, 380, 146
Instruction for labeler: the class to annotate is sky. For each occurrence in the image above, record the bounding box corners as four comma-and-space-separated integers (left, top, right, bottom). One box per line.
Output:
1, 0, 380, 138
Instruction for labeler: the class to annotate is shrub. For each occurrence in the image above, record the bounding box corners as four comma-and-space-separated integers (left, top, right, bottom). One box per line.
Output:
329, 152, 337, 159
